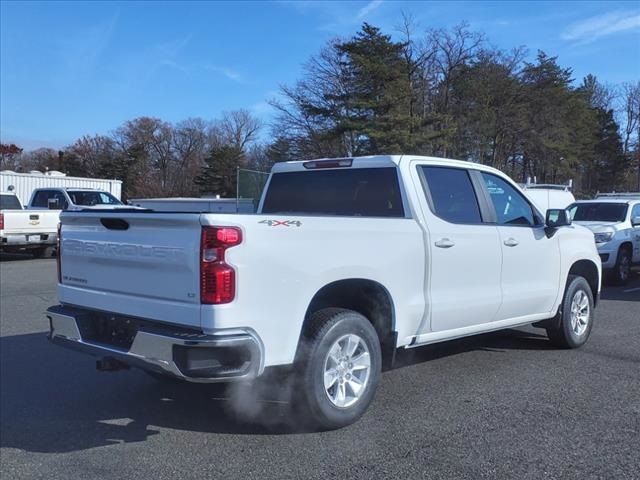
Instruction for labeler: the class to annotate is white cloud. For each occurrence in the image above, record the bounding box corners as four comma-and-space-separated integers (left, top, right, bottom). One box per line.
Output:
561, 10, 640, 43
283, 0, 385, 33
203, 65, 247, 84
356, 0, 383, 21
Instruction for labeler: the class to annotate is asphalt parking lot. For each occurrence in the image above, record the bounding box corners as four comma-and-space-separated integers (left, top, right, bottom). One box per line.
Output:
1, 256, 639, 480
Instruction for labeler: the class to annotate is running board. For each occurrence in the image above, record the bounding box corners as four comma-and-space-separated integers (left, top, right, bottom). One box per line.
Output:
406, 315, 550, 348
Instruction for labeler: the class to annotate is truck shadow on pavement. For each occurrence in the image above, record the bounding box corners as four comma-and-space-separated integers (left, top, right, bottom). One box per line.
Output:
0, 252, 56, 262
599, 273, 640, 302
0, 327, 579, 453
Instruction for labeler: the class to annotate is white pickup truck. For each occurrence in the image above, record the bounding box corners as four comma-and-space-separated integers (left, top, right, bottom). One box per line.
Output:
27, 187, 123, 210
568, 194, 640, 285
0, 193, 59, 256
48, 156, 601, 429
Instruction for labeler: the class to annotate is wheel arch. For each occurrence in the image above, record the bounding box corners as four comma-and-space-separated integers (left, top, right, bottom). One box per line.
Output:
619, 241, 633, 255
568, 259, 600, 306
297, 278, 397, 364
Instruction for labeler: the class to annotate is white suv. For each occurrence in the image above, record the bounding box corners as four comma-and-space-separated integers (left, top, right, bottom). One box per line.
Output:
568, 195, 640, 285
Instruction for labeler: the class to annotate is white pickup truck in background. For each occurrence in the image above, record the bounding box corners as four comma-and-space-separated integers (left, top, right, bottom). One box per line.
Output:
27, 187, 123, 211
0, 193, 59, 256
569, 193, 640, 285
47, 155, 601, 429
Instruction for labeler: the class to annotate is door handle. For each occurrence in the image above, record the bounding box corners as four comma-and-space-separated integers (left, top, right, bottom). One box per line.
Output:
435, 238, 455, 248
503, 237, 519, 247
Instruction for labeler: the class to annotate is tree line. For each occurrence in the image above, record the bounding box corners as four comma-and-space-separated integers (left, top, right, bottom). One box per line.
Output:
1, 20, 639, 199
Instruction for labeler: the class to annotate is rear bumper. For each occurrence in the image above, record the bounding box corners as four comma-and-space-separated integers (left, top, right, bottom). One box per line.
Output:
1, 232, 57, 248
47, 305, 264, 383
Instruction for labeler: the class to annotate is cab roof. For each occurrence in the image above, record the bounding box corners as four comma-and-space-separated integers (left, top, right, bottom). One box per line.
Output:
572, 198, 640, 205
271, 155, 505, 177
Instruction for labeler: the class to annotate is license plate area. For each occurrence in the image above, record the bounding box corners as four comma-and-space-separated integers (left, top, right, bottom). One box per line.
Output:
73, 309, 203, 351
76, 313, 139, 350
26, 235, 46, 242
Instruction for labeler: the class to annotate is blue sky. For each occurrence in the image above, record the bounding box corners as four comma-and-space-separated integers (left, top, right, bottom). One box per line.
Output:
1, 0, 639, 150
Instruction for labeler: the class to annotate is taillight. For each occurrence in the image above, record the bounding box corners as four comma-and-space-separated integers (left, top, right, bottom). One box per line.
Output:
0, 213, 4, 230
56, 222, 62, 283
200, 226, 242, 304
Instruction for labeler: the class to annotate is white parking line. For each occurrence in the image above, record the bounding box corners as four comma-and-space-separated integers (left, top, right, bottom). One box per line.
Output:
623, 287, 640, 293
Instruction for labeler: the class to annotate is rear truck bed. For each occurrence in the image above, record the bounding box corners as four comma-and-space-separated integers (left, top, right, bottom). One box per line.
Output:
47, 209, 263, 382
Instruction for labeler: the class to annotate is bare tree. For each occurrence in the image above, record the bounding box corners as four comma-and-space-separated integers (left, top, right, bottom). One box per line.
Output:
115, 117, 174, 195
0, 143, 23, 170
621, 81, 640, 156
170, 118, 209, 195
65, 135, 117, 175
217, 110, 261, 152
18, 148, 59, 172
428, 23, 485, 155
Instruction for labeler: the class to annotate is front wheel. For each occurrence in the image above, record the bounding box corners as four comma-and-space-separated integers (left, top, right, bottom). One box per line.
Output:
295, 308, 381, 430
546, 275, 594, 349
610, 247, 631, 286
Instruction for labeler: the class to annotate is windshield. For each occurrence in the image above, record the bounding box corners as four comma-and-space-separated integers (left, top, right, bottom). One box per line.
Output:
568, 203, 628, 223
0, 195, 22, 210
67, 191, 122, 206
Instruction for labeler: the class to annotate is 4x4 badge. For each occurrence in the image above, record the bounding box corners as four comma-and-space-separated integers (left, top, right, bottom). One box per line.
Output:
259, 220, 302, 227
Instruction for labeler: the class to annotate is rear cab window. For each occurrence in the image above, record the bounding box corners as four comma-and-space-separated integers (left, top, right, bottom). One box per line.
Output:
67, 191, 121, 206
0, 195, 22, 210
261, 167, 405, 217
31, 190, 68, 209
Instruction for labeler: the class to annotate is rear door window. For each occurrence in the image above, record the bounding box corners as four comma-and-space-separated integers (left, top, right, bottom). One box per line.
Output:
420, 166, 482, 224
261, 167, 404, 217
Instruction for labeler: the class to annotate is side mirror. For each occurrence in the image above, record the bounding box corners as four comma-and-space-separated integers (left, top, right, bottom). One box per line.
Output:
546, 208, 571, 228
632, 216, 640, 227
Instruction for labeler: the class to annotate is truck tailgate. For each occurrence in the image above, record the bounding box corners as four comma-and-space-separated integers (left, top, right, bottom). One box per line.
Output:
59, 211, 203, 328
0, 210, 58, 234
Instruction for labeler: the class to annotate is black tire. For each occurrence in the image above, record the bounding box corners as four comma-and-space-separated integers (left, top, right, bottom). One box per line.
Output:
546, 275, 594, 349
33, 246, 54, 258
295, 308, 381, 430
609, 247, 632, 286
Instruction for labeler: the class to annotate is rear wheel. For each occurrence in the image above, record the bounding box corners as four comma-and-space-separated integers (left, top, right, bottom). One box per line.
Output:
610, 247, 631, 286
295, 308, 381, 430
33, 246, 55, 258
546, 275, 594, 349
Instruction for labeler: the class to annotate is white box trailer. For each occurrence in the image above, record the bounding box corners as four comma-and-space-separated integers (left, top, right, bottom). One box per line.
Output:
128, 197, 255, 213
0, 171, 122, 206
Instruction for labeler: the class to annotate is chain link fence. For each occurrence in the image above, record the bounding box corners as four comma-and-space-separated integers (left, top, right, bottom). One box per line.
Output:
236, 168, 269, 211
